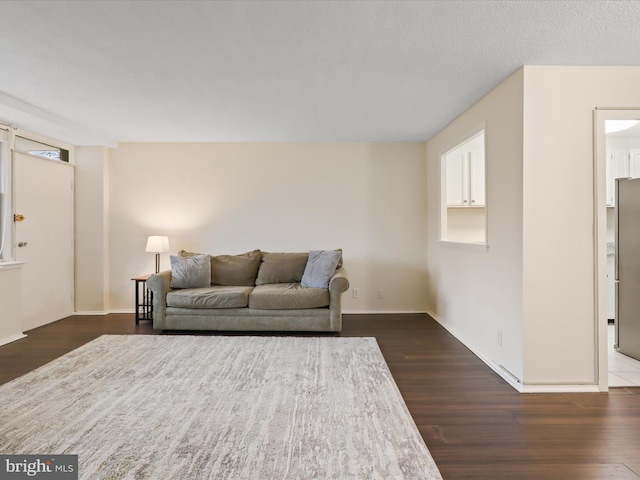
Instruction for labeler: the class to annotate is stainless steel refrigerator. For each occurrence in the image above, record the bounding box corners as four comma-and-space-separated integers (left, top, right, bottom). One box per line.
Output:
615, 177, 640, 361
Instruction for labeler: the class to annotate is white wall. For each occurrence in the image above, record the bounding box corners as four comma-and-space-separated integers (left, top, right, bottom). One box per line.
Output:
0, 264, 25, 346
103, 142, 427, 313
75, 146, 110, 313
521, 66, 640, 385
426, 69, 525, 382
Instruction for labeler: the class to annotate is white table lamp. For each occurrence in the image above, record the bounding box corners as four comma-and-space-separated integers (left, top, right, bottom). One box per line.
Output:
146, 236, 170, 273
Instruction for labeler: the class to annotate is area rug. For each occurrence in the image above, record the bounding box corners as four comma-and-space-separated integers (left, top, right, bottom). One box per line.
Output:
0, 335, 442, 479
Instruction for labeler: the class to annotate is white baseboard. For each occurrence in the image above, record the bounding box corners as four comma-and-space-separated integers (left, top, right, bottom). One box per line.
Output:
0, 333, 27, 347
343, 310, 427, 315
426, 309, 601, 394
518, 384, 601, 393
74, 309, 135, 315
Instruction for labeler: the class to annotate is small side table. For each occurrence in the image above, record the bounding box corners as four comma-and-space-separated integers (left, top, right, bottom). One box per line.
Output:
131, 274, 153, 324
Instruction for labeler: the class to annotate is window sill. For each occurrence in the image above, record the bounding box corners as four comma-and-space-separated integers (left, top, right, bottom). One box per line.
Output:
439, 241, 489, 252
0, 260, 25, 270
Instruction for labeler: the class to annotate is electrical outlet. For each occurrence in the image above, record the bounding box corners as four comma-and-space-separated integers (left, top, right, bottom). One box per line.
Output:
352, 289, 359, 299
378, 289, 385, 299
497, 330, 503, 347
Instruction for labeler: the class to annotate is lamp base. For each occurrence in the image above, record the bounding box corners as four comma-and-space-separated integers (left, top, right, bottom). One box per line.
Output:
155, 253, 160, 274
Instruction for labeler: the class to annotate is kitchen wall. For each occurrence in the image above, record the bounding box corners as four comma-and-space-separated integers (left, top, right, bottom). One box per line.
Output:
425, 69, 525, 383
521, 66, 640, 387
75, 142, 428, 314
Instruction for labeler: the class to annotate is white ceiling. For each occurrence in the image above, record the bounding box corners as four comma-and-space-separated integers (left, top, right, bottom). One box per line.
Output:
2, 0, 640, 146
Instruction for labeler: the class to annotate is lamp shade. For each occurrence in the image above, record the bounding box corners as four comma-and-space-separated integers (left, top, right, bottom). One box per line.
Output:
145, 236, 169, 253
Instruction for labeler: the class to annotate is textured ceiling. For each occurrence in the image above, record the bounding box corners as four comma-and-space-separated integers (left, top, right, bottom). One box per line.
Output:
1, 0, 640, 146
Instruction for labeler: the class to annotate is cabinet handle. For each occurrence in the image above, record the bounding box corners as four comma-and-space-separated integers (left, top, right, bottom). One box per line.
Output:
471, 199, 475, 204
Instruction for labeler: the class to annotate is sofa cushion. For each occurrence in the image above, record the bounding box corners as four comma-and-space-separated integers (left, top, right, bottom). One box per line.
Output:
178, 249, 261, 286
301, 250, 342, 288
167, 286, 253, 309
248, 283, 329, 309
170, 255, 211, 289
255, 252, 308, 285
210, 250, 261, 285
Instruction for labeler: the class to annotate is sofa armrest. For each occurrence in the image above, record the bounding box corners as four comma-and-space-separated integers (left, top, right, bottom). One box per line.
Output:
328, 267, 349, 331
329, 266, 349, 295
146, 269, 172, 330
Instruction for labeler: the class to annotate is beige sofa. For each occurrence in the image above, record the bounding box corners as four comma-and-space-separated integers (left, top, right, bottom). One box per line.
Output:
146, 250, 349, 332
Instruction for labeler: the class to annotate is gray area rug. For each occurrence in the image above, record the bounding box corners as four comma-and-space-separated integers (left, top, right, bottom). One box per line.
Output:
0, 335, 442, 479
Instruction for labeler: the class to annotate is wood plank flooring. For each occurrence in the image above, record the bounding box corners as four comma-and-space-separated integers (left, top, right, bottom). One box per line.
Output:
1, 313, 639, 479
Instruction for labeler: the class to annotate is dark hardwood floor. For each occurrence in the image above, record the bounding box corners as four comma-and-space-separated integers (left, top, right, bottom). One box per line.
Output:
1, 313, 639, 479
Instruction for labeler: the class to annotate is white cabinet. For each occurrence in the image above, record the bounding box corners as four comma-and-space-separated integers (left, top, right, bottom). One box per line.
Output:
446, 153, 465, 206
446, 152, 485, 207
630, 149, 640, 177
469, 153, 485, 206
606, 152, 629, 206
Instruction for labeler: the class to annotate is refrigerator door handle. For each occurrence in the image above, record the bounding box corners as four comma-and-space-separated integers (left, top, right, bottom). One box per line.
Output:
614, 279, 619, 350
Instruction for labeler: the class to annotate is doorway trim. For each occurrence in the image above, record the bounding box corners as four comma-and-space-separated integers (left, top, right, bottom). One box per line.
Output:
593, 108, 640, 391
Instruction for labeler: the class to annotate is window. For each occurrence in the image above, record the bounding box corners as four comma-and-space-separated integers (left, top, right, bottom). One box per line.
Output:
14, 135, 69, 162
441, 129, 486, 244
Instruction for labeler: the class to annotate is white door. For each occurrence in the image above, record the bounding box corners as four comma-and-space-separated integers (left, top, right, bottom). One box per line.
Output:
13, 151, 74, 330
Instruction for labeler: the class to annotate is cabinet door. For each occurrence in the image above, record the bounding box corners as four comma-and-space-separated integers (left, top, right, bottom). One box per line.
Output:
469, 153, 485, 206
606, 153, 630, 206
630, 149, 640, 178
446, 153, 467, 206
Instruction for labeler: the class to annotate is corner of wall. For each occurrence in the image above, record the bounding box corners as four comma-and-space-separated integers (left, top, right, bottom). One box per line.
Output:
75, 146, 110, 313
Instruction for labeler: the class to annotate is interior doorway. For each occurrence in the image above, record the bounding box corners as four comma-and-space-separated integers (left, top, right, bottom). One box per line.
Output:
595, 109, 640, 389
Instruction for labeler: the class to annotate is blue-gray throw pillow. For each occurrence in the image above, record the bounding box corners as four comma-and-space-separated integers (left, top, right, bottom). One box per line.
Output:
301, 250, 342, 289
170, 254, 211, 289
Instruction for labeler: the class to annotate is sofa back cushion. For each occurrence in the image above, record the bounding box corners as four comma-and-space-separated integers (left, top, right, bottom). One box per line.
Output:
255, 252, 308, 285
178, 249, 261, 286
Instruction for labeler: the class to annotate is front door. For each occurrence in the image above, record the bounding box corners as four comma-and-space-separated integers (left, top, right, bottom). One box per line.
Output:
13, 151, 74, 330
